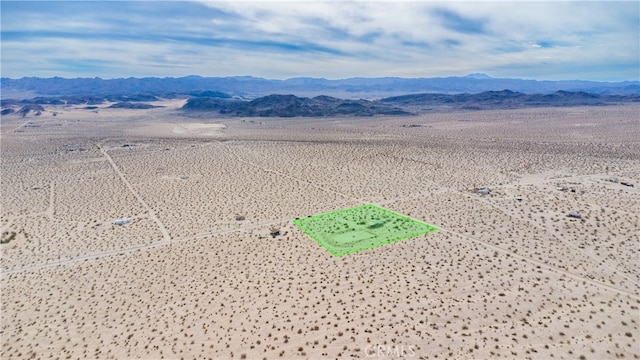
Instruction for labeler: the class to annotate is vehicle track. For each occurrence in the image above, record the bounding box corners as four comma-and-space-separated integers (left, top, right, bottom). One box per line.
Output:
98, 144, 171, 242
438, 226, 640, 300
0, 217, 291, 276
220, 143, 360, 203
474, 194, 640, 288
1, 118, 32, 135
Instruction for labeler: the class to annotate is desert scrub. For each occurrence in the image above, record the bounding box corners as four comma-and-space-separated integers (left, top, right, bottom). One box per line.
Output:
0, 231, 17, 244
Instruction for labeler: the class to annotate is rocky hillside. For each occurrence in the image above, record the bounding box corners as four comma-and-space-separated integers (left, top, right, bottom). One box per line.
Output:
181, 94, 410, 117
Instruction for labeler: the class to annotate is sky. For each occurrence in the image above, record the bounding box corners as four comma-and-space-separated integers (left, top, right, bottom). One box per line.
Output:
1, 1, 638, 81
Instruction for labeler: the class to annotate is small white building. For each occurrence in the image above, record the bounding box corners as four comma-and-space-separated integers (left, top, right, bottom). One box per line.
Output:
115, 217, 132, 225
567, 211, 582, 219
477, 188, 490, 196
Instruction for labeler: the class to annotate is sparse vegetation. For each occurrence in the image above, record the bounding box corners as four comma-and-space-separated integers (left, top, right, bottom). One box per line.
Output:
1, 103, 638, 359
0, 231, 17, 244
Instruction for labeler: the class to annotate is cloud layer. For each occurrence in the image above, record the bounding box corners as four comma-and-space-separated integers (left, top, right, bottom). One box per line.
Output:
1, 1, 638, 81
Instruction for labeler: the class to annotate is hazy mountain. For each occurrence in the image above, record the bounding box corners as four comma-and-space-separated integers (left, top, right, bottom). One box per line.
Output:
2, 74, 638, 100
464, 73, 494, 80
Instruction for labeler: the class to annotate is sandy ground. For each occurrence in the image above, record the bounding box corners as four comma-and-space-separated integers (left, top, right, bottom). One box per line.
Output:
1, 101, 639, 359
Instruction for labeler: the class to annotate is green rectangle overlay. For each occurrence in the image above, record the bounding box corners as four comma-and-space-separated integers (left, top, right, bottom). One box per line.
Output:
293, 204, 438, 257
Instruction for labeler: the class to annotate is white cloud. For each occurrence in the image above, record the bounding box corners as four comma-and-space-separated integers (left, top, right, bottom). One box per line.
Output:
1, 1, 637, 80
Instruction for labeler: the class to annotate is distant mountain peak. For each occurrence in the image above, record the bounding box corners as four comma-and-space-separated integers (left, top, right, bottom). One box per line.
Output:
464, 73, 493, 79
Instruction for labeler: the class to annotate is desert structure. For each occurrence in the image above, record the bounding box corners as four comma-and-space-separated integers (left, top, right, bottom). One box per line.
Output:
1, 101, 639, 359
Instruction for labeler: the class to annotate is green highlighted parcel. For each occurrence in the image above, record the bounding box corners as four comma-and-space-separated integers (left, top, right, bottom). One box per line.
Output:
293, 204, 438, 257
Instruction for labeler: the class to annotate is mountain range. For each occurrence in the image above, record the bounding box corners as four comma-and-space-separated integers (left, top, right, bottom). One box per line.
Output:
2, 74, 638, 118
181, 91, 639, 117
4, 90, 637, 118
2, 74, 638, 100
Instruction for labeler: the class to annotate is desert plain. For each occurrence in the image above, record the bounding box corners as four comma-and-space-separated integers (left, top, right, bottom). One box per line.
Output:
1, 100, 639, 359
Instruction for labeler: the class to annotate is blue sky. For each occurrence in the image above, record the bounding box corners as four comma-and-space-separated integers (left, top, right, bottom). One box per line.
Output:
1, 1, 638, 81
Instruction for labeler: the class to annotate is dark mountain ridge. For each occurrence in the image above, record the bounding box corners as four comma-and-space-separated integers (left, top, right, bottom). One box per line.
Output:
182, 94, 410, 117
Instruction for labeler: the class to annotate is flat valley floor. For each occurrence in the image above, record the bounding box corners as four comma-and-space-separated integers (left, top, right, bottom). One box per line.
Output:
1, 101, 639, 359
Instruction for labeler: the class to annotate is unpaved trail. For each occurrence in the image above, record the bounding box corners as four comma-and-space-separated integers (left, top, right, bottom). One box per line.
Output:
98, 144, 171, 242
0, 217, 291, 275
220, 143, 361, 202
1, 118, 32, 135
44, 181, 55, 220
473, 193, 640, 289
360, 175, 640, 298
438, 226, 640, 300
